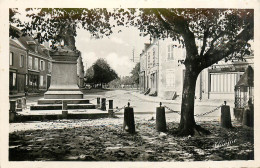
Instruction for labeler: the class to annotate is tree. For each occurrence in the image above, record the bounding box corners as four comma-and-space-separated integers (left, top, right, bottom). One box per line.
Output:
85, 58, 118, 88
10, 8, 253, 136
126, 9, 253, 135
131, 62, 140, 86
85, 66, 94, 84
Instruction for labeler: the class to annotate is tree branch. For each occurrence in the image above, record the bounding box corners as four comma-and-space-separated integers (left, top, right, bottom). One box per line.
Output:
201, 24, 253, 69
156, 9, 199, 63
200, 27, 209, 56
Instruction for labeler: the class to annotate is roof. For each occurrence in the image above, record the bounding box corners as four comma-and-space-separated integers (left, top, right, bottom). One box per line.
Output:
18, 35, 50, 58
235, 65, 254, 87
10, 38, 26, 50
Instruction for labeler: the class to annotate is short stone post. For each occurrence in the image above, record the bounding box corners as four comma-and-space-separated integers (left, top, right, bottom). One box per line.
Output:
220, 101, 232, 128
16, 98, 22, 111
9, 100, 16, 122
242, 100, 254, 127
123, 102, 135, 133
97, 97, 100, 109
22, 97, 26, 109
101, 98, 106, 111
108, 100, 114, 117
62, 100, 68, 119
156, 102, 167, 132
242, 109, 254, 127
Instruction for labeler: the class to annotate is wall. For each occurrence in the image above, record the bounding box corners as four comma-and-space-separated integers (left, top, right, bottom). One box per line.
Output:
9, 39, 27, 95
158, 39, 186, 99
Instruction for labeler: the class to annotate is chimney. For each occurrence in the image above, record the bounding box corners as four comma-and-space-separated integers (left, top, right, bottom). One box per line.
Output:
144, 43, 150, 51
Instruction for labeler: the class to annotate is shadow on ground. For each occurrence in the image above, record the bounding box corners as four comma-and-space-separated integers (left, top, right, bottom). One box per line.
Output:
9, 119, 253, 161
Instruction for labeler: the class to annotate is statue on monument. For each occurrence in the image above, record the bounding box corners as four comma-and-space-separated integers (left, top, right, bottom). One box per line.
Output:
57, 23, 77, 51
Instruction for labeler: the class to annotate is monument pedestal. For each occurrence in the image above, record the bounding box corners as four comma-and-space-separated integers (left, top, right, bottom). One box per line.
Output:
44, 46, 83, 100
33, 46, 95, 110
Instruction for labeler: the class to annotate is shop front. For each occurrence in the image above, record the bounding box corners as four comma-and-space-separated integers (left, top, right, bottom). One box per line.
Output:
28, 71, 40, 92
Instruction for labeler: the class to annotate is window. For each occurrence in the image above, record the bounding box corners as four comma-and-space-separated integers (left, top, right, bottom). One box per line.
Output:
26, 74, 28, 85
147, 52, 151, 68
152, 47, 156, 66
34, 58, 38, 70
167, 44, 174, 60
40, 75, 44, 86
48, 62, 52, 72
210, 73, 242, 93
20, 55, 24, 67
166, 69, 175, 88
9, 72, 17, 90
40, 60, 45, 71
28, 56, 32, 69
9, 52, 13, 66
12, 73, 16, 86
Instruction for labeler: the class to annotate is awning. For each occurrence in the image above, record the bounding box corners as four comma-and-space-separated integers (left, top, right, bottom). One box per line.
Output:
235, 65, 254, 87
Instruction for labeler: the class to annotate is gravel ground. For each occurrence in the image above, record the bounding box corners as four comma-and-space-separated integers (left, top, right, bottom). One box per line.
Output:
9, 114, 254, 161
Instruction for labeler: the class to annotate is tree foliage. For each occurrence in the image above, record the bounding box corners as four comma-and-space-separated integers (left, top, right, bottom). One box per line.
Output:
131, 62, 140, 85
85, 58, 118, 87
10, 8, 117, 46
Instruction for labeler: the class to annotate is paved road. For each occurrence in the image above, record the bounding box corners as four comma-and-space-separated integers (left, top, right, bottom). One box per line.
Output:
84, 89, 227, 122
25, 89, 231, 122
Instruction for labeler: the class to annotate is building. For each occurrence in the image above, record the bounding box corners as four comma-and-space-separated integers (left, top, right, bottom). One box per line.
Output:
139, 38, 254, 101
139, 40, 159, 95
18, 36, 52, 93
139, 38, 189, 99
157, 39, 188, 99
9, 38, 28, 97
9, 32, 52, 97
200, 55, 254, 100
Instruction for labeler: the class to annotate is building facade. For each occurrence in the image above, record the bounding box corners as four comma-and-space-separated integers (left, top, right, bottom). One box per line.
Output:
139, 38, 254, 101
9, 34, 52, 97
18, 36, 52, 93
9, 38, 28, 97
200, 56, 254, 100
139, 41, 159, 95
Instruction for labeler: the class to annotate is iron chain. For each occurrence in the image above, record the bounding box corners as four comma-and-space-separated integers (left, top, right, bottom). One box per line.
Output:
164, 104, 224, 117
194, 104, 223, 117
113, 105, 126, 113
164, 105, 181, 115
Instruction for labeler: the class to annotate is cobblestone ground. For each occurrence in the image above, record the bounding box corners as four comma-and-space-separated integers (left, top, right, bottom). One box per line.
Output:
9, 89, 253, 161
9, 115, 253, 161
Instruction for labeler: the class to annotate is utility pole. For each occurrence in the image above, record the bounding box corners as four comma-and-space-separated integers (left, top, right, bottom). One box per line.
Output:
131, 47, 135, 62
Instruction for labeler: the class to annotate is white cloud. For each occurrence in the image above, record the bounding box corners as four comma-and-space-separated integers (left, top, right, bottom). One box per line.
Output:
81, 52, 98, 71
110, 37, 130, 46
81, 52, 135, 77
105, 52, 135, 77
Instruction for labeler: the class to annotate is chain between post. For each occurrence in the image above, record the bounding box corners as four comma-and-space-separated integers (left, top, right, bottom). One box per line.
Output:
164, 104, 224, 117
113, 105, 126, 113
194, 104, 223, 117
164, 105, 181, 115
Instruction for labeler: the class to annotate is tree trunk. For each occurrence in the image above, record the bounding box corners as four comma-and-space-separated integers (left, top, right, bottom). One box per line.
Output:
178, 65, 210, 136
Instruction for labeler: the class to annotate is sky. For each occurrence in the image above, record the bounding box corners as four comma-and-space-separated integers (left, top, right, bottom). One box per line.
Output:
15, 8, 150, 77
75, 26, 149, 77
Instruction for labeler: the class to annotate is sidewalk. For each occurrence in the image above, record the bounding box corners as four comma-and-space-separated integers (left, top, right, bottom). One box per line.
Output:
130, 90, 234, 108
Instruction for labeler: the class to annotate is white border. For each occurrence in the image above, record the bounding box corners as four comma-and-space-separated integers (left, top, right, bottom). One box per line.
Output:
1, 1, 260, 168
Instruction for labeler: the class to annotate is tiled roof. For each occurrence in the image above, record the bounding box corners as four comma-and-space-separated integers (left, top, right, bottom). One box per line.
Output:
10, 38, 26, 50
235, 65, 254, 87
17, 33, 50, 58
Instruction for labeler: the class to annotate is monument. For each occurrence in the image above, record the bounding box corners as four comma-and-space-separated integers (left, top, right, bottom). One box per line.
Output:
33, 25, 94, 109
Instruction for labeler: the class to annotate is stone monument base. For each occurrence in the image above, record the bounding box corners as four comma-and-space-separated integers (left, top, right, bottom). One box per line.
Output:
44, 90, 84, 99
